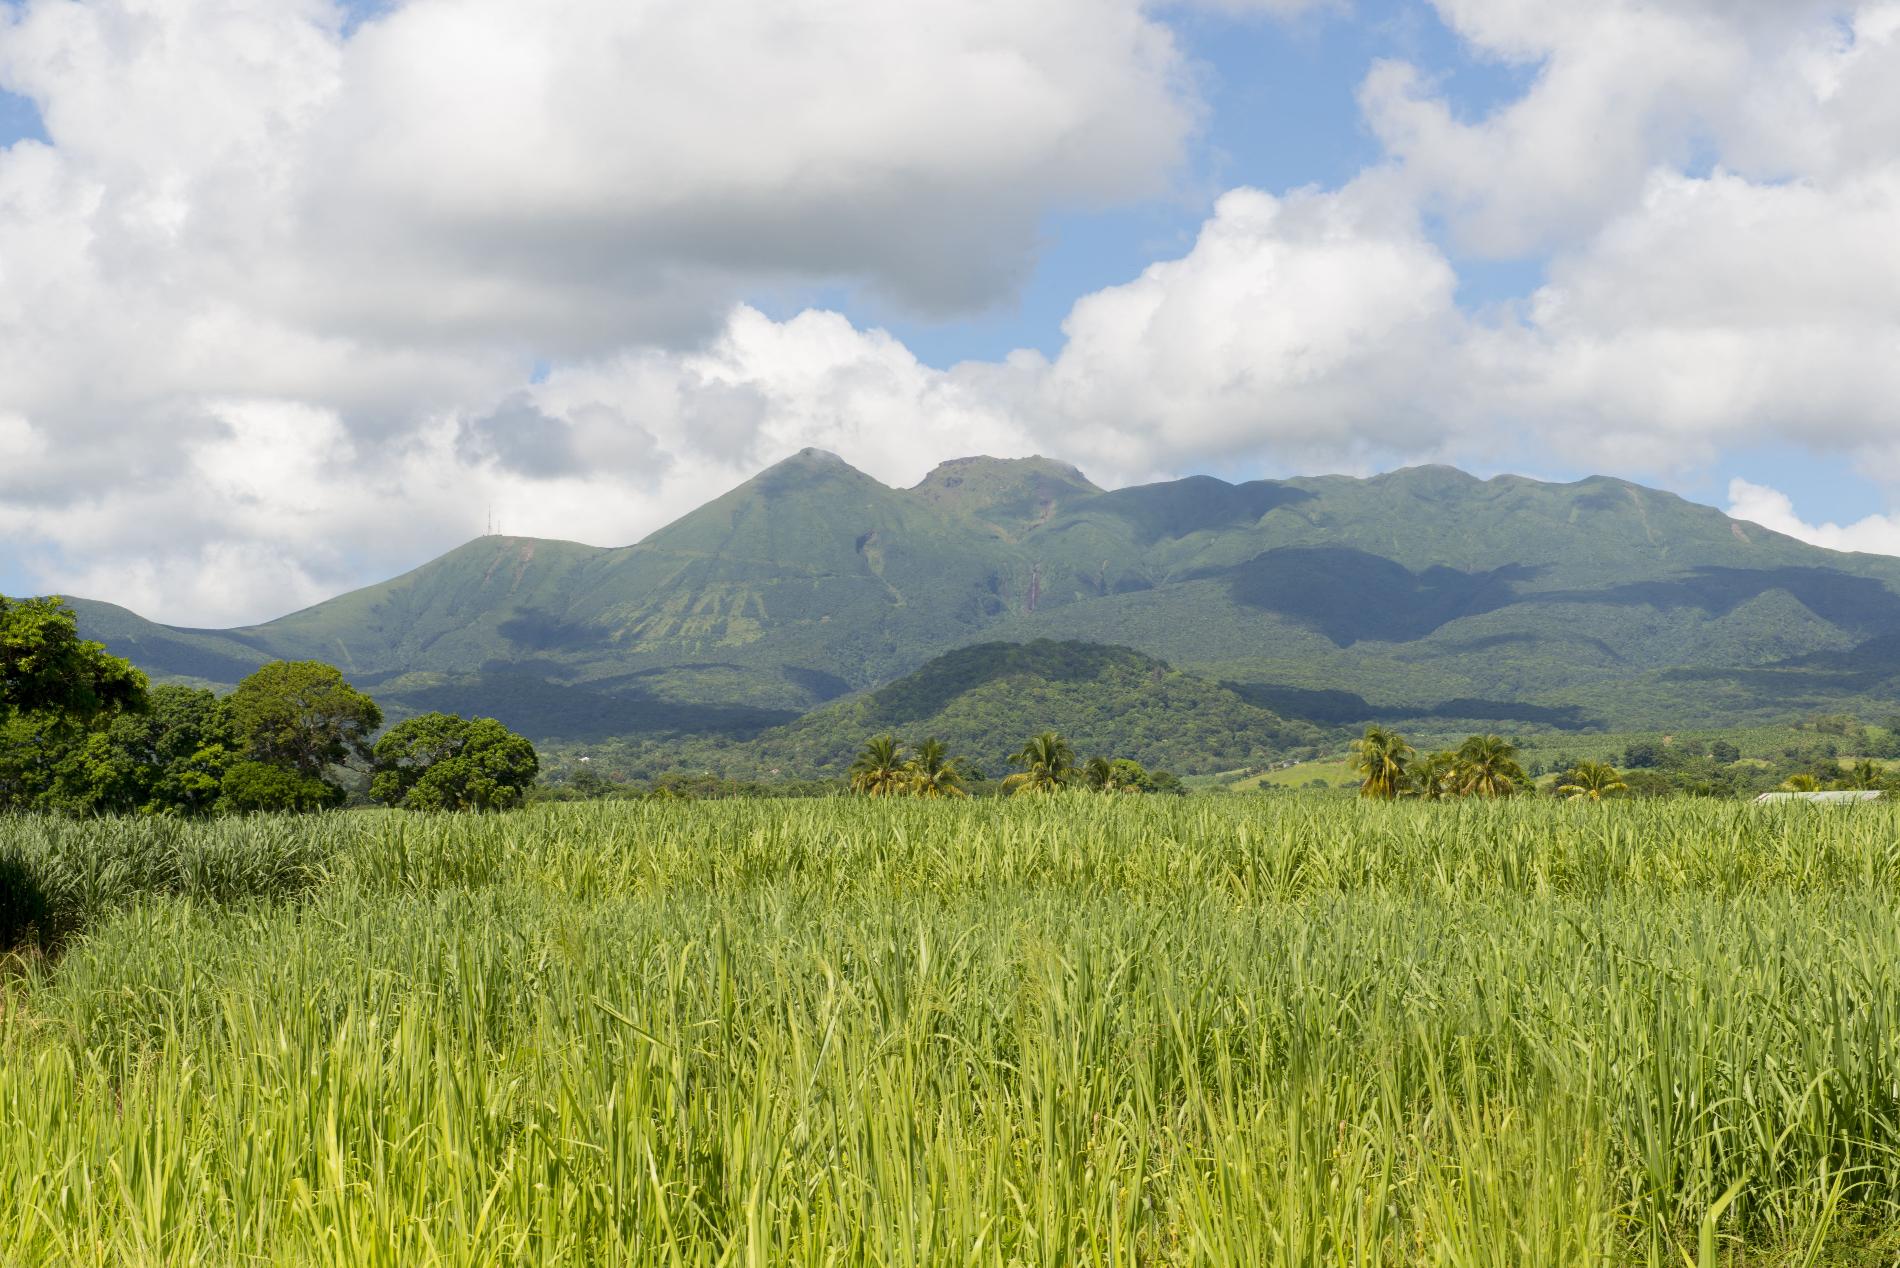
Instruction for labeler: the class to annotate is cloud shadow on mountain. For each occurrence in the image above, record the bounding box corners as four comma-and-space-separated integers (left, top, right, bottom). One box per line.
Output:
1535, 567, 1900, 634
1216, 547, 1541, 646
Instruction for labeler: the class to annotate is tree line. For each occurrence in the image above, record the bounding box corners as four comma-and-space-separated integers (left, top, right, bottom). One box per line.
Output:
1, 596, 537, 814
1350, 723, 1900, 801
1349, 726, 1623, 800
847, 731, 1183, 797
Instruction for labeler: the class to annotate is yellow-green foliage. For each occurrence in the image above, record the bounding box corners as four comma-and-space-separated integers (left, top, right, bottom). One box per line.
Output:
7, 798, 1900, 1264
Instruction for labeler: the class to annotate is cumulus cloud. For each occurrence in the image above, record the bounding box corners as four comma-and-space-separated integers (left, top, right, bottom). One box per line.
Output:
1728, 479, 1900, 557
0, 0, 1202, 623
1023, 182, 1463, 477
7, 0, 1900, 622
1363, 0, 1860, 255
1483, 167, 1900, 472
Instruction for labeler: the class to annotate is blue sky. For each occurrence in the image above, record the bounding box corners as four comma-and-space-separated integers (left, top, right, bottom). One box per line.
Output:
1, 0, 1896, 623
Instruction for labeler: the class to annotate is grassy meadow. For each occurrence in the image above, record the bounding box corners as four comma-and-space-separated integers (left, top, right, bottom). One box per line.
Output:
7, 798, 1900, 1264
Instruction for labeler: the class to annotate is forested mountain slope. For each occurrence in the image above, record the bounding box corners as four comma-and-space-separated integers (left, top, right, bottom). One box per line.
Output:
743, 640, 1319, 777
66, 451, 1900, 738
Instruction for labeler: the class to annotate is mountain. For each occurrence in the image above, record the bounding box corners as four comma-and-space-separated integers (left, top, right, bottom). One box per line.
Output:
742, 640, 1319, 777
60, 451, 1900, 741
908, 455, 1102, 539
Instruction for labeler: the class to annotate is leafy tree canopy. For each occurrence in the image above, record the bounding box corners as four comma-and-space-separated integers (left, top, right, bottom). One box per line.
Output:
370, 712, 539, 811
0, 595, 147, 722
39, 685, 236, 816
228, 661, 382, 782
218, 760, 345, 813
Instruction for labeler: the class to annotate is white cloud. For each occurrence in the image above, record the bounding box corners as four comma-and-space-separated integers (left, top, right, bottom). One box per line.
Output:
1166, 0, 1337, 14
1728, 479, 1900, 558
1364, 0, 1872, 256
1021, 181, 1465, 478
6, 0, 1900, 625
0, 0, 1195, 354
0, 0, 1206, 623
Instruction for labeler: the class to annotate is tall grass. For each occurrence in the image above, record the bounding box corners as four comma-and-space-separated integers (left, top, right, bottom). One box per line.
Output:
5, 797, 1900, 1264
0, 813, 343, 950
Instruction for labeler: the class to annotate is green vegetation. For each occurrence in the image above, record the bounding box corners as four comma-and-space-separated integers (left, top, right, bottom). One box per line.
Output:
226, 660, 383, 805
1003, 730, 1076, 794
3, 597, 540, 817
370, 713, 540, 811
906, 737, 970, 798
739, 641, 1317, 779
1347, 723, 1413, 798
4, 594, 153, 812
846, 735, 975, 798
839, 731, 1173, 800
2, 684, 233, 815
1266, 719, 1900, 803
1342, 727, 1534, 800
66, 454, 1900, 746
1558, 759, 1629, 800
846, 734, 912, 796
1453, 733, 1531, 797
9, 799, 1900, 1262
1, 594, 148, 720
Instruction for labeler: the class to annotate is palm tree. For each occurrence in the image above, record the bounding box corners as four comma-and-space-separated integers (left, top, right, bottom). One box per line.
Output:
1003, 731, 1075, 795
1082, 756, 1147, 793
1350, 725, 1414, 799
1781, 773, 1824, 792
1454, 734, 1527, 798
906, 737, 968, 798
1409, 750, 1459, 801
1843, 759, 1885, 791
849, 734, 910, 796
1558, 760, 1628, 801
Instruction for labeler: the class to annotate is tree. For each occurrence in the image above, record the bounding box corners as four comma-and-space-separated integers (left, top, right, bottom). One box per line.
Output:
1557, 760, 1628, 801
1144, 768, 1186, 795
42, 685, 236, 816
226, 661, 381, 794
371, 712, 539, 811
1781, 773, 1824, 792
1080, 756, 1155, 793
1003, 731, 1075, 795
905, 737, 969, 798
1842, 759, 1885, 792
0, 595, 147, 723
849, 735, 910, 796
1409, 750, 1459, 801
1709, 739, 1741, 764
568, 765, 611, 799
1350, 725, 1414, 800
1, 596, 152, 812
1621, 740, 1663, 770
218, 760, 343, 812
1454, 734, 1528, 798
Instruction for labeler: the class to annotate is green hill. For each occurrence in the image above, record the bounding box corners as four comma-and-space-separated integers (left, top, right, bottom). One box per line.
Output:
61, 452, 1900, 741
740, 640, 1320, 777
